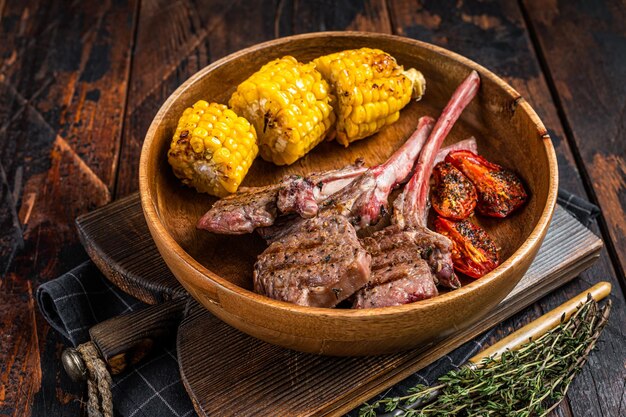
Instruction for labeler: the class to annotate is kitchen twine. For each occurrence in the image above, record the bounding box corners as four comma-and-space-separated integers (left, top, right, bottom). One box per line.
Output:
76, 342, 114, 417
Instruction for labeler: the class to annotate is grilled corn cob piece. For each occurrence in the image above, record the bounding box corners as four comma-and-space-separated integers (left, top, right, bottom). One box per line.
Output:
167, 101, 258, 197
229, 56, 336, 166
313, 48, 426, 147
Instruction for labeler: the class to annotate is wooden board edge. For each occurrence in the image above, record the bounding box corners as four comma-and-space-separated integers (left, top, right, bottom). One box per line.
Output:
76, 222, 163, 305
75, 193, 187, 304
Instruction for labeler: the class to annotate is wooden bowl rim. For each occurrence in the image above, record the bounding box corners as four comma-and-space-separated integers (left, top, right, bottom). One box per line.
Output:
140, 31, 558, 318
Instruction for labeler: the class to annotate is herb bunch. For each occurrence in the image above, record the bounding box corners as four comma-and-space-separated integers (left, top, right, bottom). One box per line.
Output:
359, 296, 611, 417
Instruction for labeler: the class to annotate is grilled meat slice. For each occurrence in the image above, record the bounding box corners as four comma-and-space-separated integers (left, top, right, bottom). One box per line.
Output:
353, 260, 436, 309
199, 138, 477, 236
254, 214, 371, 307
354, 226, 439, 308
197, 162, 366, 234
197, 183, 280, 234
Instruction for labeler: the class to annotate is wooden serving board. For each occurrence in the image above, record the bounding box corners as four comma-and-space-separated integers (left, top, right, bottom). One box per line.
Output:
77, 194, 602, 416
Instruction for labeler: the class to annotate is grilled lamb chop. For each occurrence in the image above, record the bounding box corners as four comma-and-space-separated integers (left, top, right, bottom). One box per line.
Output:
197, 162, 367, 234
254, 117, 435, 307
257, 116, 436, 242
197, 139, 476, 236
355, 71, 481, 308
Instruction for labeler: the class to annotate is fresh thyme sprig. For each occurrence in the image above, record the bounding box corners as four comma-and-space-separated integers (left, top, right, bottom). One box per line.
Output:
359, 296, 611, 417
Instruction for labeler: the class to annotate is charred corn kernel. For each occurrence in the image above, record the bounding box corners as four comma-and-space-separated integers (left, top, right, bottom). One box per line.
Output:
229, 56, 336, 166
313, 48, 426, 146
167, 101, 258, 197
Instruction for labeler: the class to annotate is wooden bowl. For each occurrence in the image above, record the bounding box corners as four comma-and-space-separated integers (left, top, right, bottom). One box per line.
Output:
139, 32, 558, 356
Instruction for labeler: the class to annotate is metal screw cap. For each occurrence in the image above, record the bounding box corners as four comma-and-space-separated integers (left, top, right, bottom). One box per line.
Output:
62, 348, 87, 382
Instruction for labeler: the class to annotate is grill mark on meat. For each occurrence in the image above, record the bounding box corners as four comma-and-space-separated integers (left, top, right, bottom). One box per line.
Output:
353, 260, 437, 309
261, 240, 342, 270
254, 215, 371, 307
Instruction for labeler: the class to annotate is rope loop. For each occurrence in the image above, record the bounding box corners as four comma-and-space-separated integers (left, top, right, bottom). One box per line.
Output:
76, 341, 114, 417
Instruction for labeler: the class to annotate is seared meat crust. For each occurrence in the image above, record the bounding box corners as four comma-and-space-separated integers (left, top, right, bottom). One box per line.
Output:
254, 215, 371, 307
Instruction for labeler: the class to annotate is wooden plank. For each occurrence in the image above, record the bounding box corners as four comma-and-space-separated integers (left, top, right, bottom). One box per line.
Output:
278, 0, 391, 34
385, 1, 626, 416
115, 0, 277, 197
0, 288, 41, 417
521, 0, 626, 284
176, 206, 602, 416
0, 0, 139, 414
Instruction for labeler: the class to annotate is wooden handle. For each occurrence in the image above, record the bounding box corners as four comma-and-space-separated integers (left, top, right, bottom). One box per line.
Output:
469, 281, 611, 365
89, 298, 187, 374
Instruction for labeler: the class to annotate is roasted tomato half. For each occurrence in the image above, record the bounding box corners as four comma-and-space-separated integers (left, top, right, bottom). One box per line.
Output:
431, 162, 477, 220
445, 150, 527, 218
434, 216, 499, 278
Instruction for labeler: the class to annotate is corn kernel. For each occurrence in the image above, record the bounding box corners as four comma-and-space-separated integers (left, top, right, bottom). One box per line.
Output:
352, 106, 366, 124
194, 100, 209, 110
190, 137, 204, 153
205, 136, 221, 151
193, 127, 209, 138
386, 112, 400, 124
223, 109, 238, 120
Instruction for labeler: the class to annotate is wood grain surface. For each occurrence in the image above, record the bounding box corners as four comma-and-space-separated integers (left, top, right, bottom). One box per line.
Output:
522, 0, 626, 281
1, 1, 138, 415
0, 0, 624, 415
77, 193, 184, 305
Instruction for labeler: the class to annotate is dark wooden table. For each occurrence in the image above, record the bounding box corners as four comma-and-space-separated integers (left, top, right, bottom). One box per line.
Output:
1, 1, 624, 416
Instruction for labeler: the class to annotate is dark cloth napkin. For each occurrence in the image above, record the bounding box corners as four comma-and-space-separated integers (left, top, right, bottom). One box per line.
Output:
36, 189, 599, 417
37, 262, 195, 417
